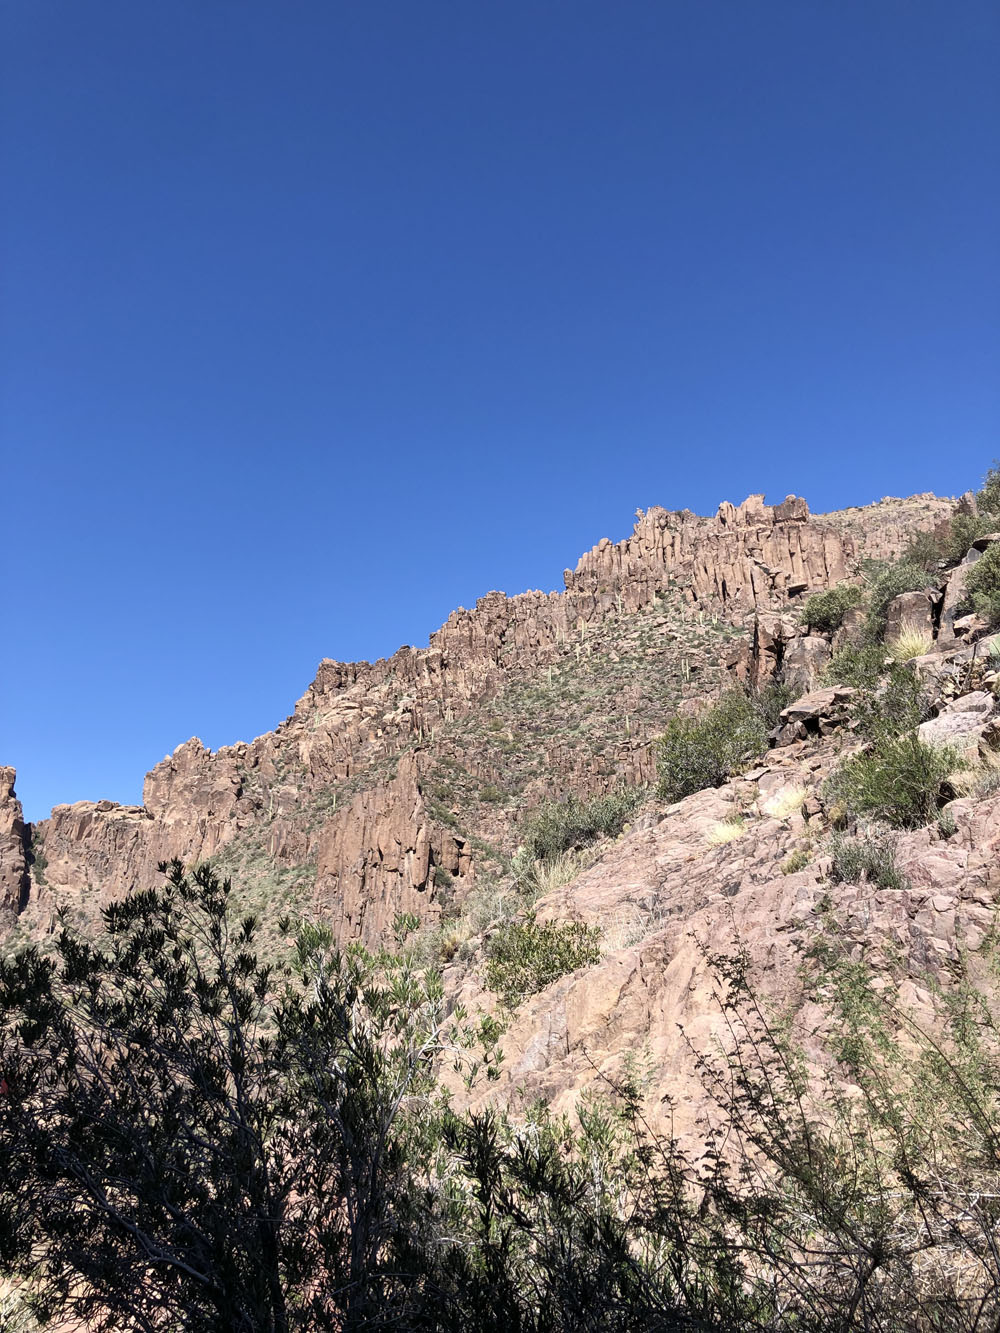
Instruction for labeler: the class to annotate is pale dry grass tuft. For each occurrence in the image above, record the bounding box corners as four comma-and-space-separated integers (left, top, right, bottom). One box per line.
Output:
599, 906, 667, 954
762, 784, 808, 820
887, 626, 935, 661
705, 819, 746, 847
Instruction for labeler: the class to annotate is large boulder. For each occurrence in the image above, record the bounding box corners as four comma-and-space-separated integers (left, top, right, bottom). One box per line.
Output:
782, 636, 832, 695
775, 686, 855, 744
918, 691, 995, 762
885, 590, 935, 642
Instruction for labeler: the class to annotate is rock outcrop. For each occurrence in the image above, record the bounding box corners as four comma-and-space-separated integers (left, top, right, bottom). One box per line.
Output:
0, 768, 29, 918
314, 752, 471, 947
4, 490, 954, 943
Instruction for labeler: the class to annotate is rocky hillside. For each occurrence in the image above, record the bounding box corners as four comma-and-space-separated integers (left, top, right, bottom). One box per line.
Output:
0, 489, 953, 957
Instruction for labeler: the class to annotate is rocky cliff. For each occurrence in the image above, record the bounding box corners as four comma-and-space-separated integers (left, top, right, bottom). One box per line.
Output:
5, 489, 953, 948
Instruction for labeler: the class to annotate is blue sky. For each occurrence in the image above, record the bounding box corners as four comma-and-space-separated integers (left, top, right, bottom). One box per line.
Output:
2, 1, 997, 820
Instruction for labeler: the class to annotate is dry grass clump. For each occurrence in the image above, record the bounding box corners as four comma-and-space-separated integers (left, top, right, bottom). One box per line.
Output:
705, 818, 747, 847
887, 626, 934, 661
762, 785, 808, 820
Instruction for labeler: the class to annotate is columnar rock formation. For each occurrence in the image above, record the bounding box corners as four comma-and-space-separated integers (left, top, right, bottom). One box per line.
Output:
0, 768, 29, 919
4, 490, 954, 942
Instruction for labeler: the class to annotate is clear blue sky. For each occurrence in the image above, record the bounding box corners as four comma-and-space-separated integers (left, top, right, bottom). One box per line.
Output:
2, 2, 997, 821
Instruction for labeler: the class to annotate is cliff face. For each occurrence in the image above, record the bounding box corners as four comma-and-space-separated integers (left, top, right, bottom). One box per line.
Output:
7, 490, 953, 945
0, 768, 29, 920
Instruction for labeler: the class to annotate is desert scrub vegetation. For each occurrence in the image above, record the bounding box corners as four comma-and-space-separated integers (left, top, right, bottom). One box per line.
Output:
885, 625, 934, 661
519, 787, 643, 863
962, 541, 1000, 628
483, 917, 602, 1009
655, 684, 790, 803
825, 731, 960, 829
15, 863, 1000, 1327
801, 582, 863, 633
862, 558, 931, 643
829, 826, 909, 891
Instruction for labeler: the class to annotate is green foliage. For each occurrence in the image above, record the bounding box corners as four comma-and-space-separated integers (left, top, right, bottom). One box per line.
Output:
863, 559, 930, 643
0, 861, 502, 1332
824, 731, 960, 828
801, 582, 863, 633
824, 640, 885, 690
850, 660, 926, 744
655, 688, 779, 802
14, 864, 1000, 1328
903, 512, 995, 569
484, 918, 602, 1009
520, 786, 642, 863
830, 827, 909, 890
780, 848, 811, 875
976, 460, 1000, 516
963, 541, 1000, 628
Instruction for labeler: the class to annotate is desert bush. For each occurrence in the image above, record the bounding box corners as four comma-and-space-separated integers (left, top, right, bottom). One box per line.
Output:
824, 732, 959, 828
520, 787, 642, 863
863, 559, 931, 643
829, 827, 909, 890
904, 512, 995, 569
824, 640, 885, 690
976, 461, 1000, 516
704, 818, 746, 847
801, 583, 863, 633
484, 918, 602, 1008
655, 689, 777, 803
780, 848, 811, 875
762, 784, 808, 819
963, 541, 1000, 628
14, 864, 1000, 1329
848, 657, 927, 744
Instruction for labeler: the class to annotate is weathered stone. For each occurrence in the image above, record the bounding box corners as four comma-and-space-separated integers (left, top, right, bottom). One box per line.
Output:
313, 752, 467, 948
11, 490, 954, 945
782, 636, 832, 694
918, 707, 992, 761
885, 590, 935, 642
779, 686, 855, 727
939, 562, 973, 642
0, 768, 29, 917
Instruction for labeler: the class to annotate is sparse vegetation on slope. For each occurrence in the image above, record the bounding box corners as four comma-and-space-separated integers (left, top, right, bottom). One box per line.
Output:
655, 685, 790, 803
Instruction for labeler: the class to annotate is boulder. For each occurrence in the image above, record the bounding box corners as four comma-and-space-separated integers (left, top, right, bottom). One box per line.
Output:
918, 695, 994, 762
939, 563, 973, 642
775, 686, 855, 745
781, 636, 832, 695
885, 590, 935, 643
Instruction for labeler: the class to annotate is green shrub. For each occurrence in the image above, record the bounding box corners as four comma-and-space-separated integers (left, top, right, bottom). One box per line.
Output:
801, 583, 863, 633
830, 828, 909, 890
850, 661, 926, 743
655, 690, 773, 803
824, 644, 927, 743
521, 787, 642, 863
976, 461, 1000, 517
484, 918, 602, 1008
780, 848, 811, 876
903, 513, 994, 570
824, 732, 959, 828
863, 560, 930, 643
962, 542, 1000, 628
824, 642, 885, 691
